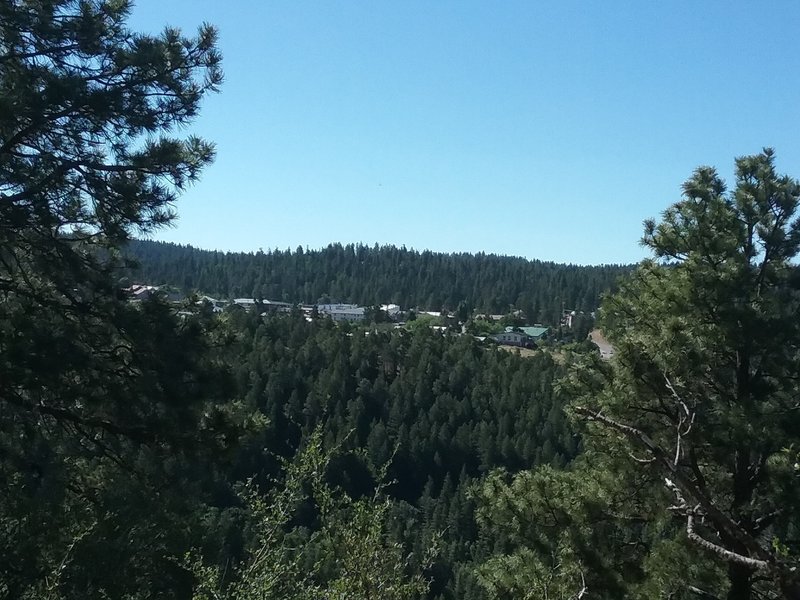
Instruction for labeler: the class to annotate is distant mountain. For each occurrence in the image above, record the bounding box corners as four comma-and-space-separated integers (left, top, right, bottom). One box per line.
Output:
125, 240, 633, 324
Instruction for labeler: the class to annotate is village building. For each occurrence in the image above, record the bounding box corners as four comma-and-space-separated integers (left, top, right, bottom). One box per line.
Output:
491, 326, 549, 348
233, 298, 257, 308
318, 304, 366, 322
126, 284, 159, 300
196, 296, 226, 312
381, 303, 401, 318
261, 299, 293, 312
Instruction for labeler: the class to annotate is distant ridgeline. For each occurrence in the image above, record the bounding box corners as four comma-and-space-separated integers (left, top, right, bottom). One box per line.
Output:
126, 240, 632, 324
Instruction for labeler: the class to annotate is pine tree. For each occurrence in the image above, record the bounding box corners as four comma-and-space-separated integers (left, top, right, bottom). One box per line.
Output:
474, 150, 800, 600
578, 149, 800, 598
0, 2, 225, 596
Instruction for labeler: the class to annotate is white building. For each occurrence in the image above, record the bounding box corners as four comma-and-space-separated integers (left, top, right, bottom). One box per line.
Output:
317, 303, 358, 311
233, 298, 257, 308
319, 304, 366, 322
197, 295, 225, 313
381, 303, 401, 318
491, 330, 531, 346
491, 326, 549, 348
126, 284, 158, 300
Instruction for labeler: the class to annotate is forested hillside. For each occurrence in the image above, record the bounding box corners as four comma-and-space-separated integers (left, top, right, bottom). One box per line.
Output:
3, 2, 799, 599
126, 240, 630, 321
217, 310, 577, 599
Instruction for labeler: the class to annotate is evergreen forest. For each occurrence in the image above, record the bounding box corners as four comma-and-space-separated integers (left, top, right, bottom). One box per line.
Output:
125, 239, 630, 324
1, 2, 799, 600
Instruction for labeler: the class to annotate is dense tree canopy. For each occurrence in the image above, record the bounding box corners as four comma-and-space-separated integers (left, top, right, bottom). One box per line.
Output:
213, 309, 576, 599
0, 1, 227, 597
5, 3, 797, 600
0, 4, 580, 598
127, 240, 630, 323
477, 150, 800, 600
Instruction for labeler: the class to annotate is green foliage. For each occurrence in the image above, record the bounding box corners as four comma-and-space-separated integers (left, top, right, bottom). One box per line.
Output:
0, 3, 674, 599
0, 2, 227, 597
474, 449, 728, 599
465, 317, 504, 336
216, 311, 576, 598
126, 240, 630, 323
1, 0, 221, 252
404, 311, 441, 330
474, 150, 800, 600
592, 150, 800, 597
194, 429, 434, 600
474, 465, 602, 600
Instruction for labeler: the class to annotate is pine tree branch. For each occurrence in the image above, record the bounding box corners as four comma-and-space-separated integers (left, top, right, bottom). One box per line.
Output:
686, 513, 768, 570
574, 406, 773, 565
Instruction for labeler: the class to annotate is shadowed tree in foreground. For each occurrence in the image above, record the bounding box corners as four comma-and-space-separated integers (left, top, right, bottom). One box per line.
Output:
0, 1, 227, 597
476, 150, 800, 600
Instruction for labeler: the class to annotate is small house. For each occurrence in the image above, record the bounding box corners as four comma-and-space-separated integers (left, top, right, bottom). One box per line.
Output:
491, 326, 549, 348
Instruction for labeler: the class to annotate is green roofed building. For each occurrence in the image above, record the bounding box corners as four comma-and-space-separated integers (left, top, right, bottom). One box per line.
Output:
514, 326, 549, 339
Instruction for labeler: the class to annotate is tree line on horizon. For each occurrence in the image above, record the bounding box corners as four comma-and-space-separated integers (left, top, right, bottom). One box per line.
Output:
124, 240, 632, 324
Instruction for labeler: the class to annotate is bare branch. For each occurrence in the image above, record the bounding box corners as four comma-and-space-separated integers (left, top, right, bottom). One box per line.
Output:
686, 513, 768, 570
575, 406, 773, 565
687, 584, 721, 599
629, 452, 656, 464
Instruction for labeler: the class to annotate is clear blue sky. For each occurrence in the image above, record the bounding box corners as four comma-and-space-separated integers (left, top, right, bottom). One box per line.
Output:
128, 1, 800, 265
